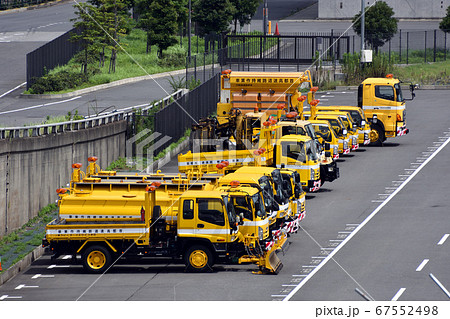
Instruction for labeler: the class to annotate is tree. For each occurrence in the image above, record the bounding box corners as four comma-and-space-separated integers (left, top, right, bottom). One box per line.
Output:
95, 0, 131, 73
352, 1, 397, 53
439, 6, 450, 32
136, 0, 179, 57
192, 0, 235, 36
71, 3, 102, 75
230, 0, 261, 33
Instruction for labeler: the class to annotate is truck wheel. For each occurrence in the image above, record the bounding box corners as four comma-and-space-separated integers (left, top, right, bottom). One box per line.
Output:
184, 245, 213, 273
369, 124, 384, 146
82, 245, 112, 274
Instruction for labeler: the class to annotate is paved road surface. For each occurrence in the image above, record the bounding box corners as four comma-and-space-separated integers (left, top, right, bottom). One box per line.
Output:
0, 88, 448, 304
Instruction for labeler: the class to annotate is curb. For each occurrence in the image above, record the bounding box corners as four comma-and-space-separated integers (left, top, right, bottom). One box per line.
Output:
0, 245, 44, 286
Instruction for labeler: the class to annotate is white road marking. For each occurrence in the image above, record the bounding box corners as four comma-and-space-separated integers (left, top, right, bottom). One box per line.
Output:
62, 255, 72, 260
0, 295, 22, 300
0, 96, 82, 115
438, 234, 449, 245
391, 288, 406, 301
15, 284, 39, 290
0, 82, 26, 99
282, 134, 450, 302
429, 273, 450, 298
32, 274, 55, 279
416, 259, 429, 272
47, 265, 70, 269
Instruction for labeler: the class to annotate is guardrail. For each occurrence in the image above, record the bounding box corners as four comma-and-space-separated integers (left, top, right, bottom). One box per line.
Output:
0, 89, 187, 139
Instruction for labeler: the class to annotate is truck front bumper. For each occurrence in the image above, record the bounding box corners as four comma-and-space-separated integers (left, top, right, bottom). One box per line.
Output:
321, 161, 340, 183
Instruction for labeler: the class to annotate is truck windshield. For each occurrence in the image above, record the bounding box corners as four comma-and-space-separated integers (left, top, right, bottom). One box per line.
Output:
304, 123, 317, 140
395, 83, 404, 102
222, 195, 237, 226
305, 140, 319, 161
231, 195, 253, 221
281, 173, 294, 197
258, 176, 275, 210
346, 110, 363, 126
326, 119, 343, 136
339, 116, 351, 130
313, 124, 332, 142
252, 192, 266, 218
281, 141, 306, 162
270, 170, 288, 204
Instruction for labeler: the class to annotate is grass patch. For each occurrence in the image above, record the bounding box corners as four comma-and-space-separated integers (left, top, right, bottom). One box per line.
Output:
393, 60, 450, 85
25, 29, 213, 95
0, 203, 58, 273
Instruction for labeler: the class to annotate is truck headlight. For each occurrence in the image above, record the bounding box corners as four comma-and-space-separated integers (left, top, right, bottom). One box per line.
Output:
310, 168, 315, 180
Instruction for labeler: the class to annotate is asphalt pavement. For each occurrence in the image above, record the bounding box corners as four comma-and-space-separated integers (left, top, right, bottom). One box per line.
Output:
1, 89, 449, 303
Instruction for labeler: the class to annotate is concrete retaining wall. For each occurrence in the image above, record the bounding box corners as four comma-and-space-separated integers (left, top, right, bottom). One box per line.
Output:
0, 121, 127, 237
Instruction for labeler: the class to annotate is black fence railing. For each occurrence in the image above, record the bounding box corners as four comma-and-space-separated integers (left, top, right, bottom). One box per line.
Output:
223, 33, 350, 65
152, 73, 220, 155
0, 0, 49, 10
26, 28, 82, 89
185, 29, 450, 79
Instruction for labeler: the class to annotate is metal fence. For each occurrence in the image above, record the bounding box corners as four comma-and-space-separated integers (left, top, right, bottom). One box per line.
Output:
186, 29, 450, 78
152, 73, 220, 155
26, 28, 82, 89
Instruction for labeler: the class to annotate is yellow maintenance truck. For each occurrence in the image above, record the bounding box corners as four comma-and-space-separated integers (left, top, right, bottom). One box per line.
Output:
315, 111, 360, 151
306, 113, 351, 155
316, 106, 371, 146
277, 112, 339, 186
358, 74, 416, 145
309, 119, 340, 160
43, 178, 284, 274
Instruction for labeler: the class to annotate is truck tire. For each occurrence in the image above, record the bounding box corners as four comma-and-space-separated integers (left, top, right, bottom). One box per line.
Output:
82, 245, 112, 274
184, 245, 214, 273
369, 124, 384, 146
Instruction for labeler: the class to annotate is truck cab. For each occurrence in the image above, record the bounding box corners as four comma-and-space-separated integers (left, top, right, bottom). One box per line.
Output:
316, 106, 371, 146
358, 75, 414, 145
305, 113, 351, 155
274, 134, 321, 192
317, 111, 359, 151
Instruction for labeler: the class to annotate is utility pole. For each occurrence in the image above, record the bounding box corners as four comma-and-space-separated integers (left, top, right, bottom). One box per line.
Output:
263, 0, 268, 36
361, 0, 365, 51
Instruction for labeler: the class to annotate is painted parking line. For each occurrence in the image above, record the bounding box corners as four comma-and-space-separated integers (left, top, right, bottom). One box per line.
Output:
438, 234, 449, 245
391, 288, 406, 301
416, 259, 429, 272
282, 133, 450, 302
0, 295, 22, 300
15, 284, 39, 290
32, 274, 55, 279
